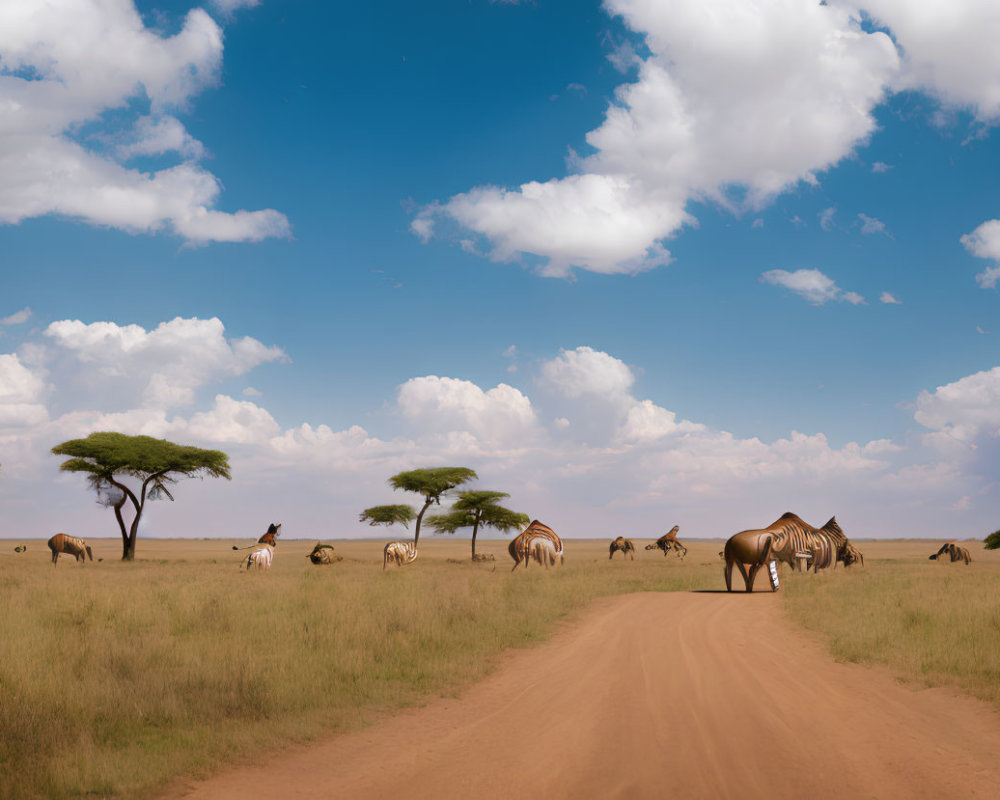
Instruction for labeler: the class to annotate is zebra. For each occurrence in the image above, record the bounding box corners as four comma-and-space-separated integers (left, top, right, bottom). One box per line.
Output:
724, 513, 847, 592
307, 542, 342, 565
47, 533, 93, 566
840, 542, 864, 567
243, 544, 273, 572
645, 525, 687, 559
508, 520, 564, 571
609, 536, 636, 560
929, 542, 972, 564
383, 540, 418, 570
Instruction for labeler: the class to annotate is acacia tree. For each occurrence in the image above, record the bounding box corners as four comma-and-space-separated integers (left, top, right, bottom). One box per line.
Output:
427, 490, 529, 560
984, 530, 1000, 550
377, 467, 477, 547
51, 432, 231, 561
359, 504, 417, 532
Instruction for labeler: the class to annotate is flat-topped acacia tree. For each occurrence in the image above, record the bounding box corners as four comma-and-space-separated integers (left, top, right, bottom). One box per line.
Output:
427, 490, 529, 560
51, 432, 231, 561
367, 467, 478, 548
359, 504, 417, 533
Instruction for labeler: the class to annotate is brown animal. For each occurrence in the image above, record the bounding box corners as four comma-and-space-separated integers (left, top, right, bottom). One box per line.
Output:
723, 513, 848, 592
723, 530, 777, 592
929, 543, 972, 564
609, 536, 636, 560
645, 525, 687, 559
509, 520, 564, 571
232, 523, 282, 553
840, 542, 864, 567
47, 533, 93, 566
383, 541, 418, 570
307, 542, 342, 565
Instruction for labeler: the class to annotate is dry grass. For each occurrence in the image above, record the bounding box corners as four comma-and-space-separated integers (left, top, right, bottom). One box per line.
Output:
0, 536, 719, 800
6, 535, 998, 800
781, 538, 1000, 705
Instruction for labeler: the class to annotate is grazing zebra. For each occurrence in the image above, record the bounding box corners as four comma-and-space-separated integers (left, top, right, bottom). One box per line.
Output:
307, 542, 342, 565
929, 542, 972, 564
47, 533, 93, 566
840, 542, 864, 567
243, 545, 273, 572
645, 525, 687, 559
508, 520, 564, 571
724, 512, 847, 592
383, 540, 418, 570
609, 536, 636, 560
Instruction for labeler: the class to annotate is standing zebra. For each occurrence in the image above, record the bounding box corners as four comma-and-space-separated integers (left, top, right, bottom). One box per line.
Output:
645, 525, 687, 559
929, 543, 972, 564
609, 536, 636, 560
383, 541, 418, 570
724, 512, 847, 592
47, 533, 93, 566
508, 520, 564, 571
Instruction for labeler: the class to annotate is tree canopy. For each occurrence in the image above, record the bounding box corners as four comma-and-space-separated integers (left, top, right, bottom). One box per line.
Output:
427, 490, 529, 559
984, 530, 1000, 550
51, 432, 230, 561
386, 466, 478, 547
359, 504, 417, 528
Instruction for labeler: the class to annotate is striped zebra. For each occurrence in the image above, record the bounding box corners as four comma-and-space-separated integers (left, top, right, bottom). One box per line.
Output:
724, 512, 847, 592
929, 542, 972, 564
644, 525, 687, 559
508, 520, 564, 571
609, 536, 636, 560
243, 545, 273, 572
383, 540, 418, 570
47, 533, 93, 566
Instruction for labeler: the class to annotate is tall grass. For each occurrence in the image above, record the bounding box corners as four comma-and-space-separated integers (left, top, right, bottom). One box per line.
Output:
782, 541, 1000, 706
0, 539, 717, 800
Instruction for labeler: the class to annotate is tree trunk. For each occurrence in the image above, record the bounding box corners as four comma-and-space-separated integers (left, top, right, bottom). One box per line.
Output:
413, 497, 434, 548
471, 513, 481, 559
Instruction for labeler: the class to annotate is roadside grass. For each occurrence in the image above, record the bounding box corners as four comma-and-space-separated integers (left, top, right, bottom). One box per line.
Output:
0, 538, 718, 800
781, 541, 1000, 706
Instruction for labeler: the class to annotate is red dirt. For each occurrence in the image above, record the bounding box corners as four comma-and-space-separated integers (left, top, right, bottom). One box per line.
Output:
168, 591, 1000, 799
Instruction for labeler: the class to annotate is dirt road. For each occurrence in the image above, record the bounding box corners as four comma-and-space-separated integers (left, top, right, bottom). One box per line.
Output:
171, 591, 1000, 799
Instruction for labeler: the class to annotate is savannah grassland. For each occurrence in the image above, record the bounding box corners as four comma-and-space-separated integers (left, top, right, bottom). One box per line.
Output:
1, 537, 998, 800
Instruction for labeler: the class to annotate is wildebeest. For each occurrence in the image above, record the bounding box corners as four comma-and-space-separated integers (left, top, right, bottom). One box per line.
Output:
47, 533, 93, 566
609, 536, 636, 560
383, 541, 418, 570
645, 525, 687, 559
929, 542, 972, 564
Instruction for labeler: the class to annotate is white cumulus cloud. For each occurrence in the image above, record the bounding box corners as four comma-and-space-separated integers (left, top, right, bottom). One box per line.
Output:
0, 1, 289, 243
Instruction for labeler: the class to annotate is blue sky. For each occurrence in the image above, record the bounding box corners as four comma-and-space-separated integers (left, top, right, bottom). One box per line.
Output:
1, 0, 998, 544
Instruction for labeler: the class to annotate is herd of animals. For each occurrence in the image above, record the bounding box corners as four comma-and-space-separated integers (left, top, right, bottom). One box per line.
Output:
30, 515, 977, 589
